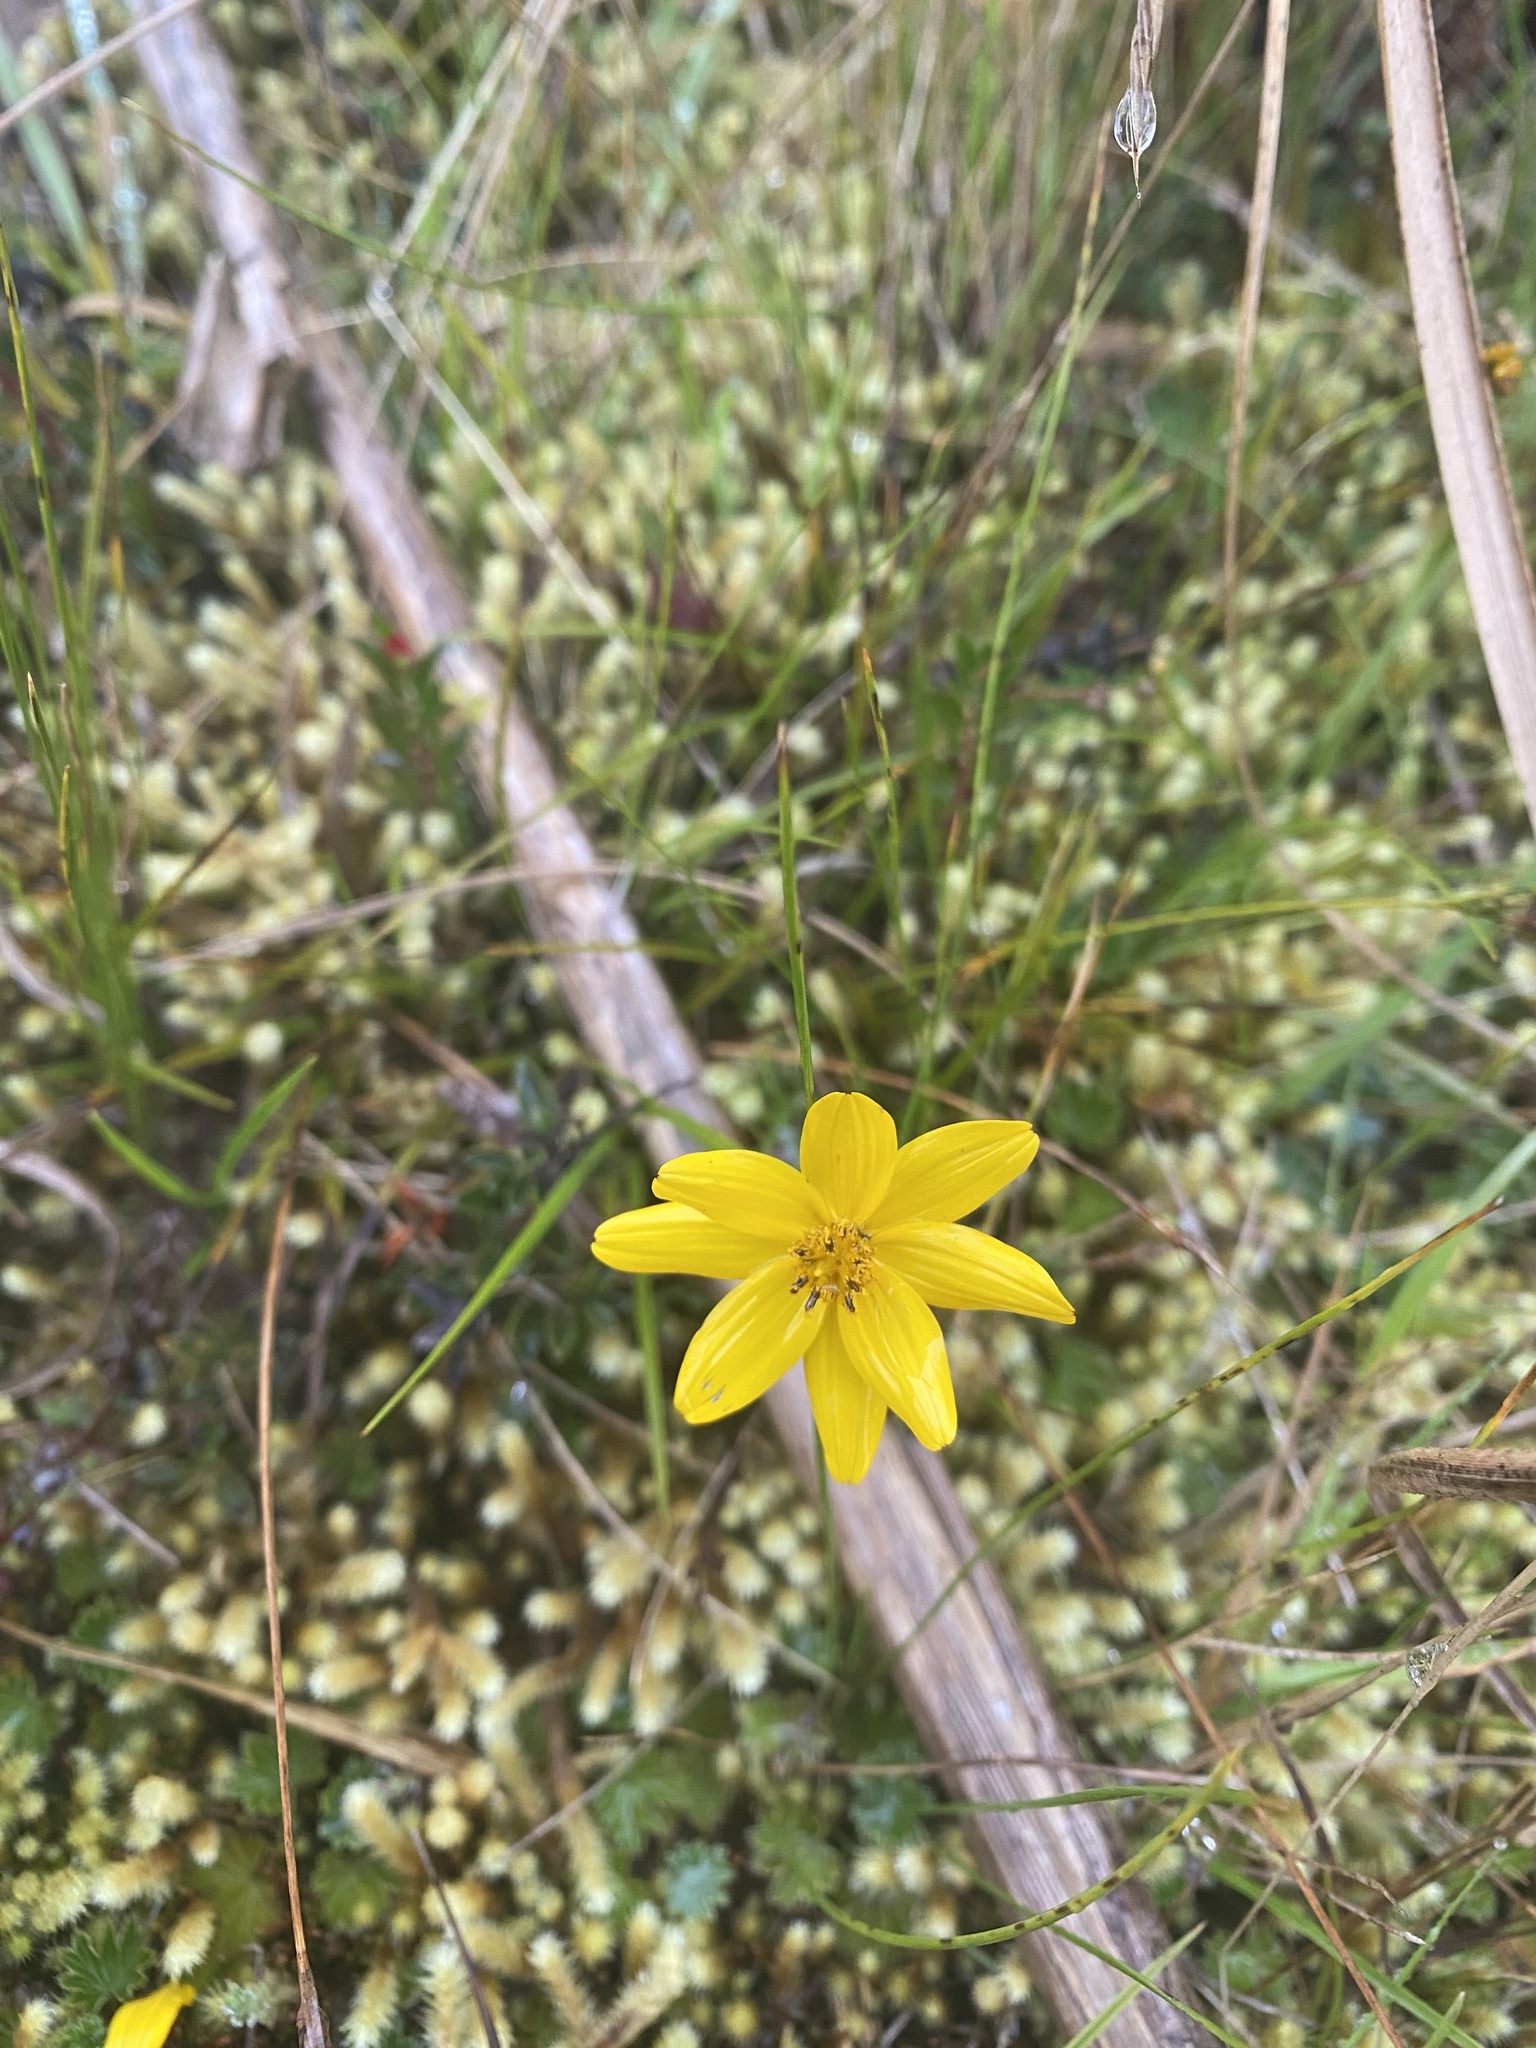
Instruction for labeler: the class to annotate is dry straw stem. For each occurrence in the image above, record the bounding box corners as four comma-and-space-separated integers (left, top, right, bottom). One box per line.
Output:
126, 4, 1188, 2036
0, 1615, 469, 1776
1377, 0, 1536, 841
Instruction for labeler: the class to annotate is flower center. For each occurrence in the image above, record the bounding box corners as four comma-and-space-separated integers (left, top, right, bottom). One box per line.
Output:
788, 1218, 872, 1314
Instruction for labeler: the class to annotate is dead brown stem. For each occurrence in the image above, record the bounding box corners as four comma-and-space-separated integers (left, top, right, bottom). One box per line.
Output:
256, 1158, 330, 2048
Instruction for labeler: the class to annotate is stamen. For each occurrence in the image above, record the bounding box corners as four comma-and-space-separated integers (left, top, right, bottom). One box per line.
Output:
787, 1217, 874, 1318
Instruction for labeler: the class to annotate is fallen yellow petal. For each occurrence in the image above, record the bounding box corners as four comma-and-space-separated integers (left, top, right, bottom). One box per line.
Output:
104, 1985, 196, 2048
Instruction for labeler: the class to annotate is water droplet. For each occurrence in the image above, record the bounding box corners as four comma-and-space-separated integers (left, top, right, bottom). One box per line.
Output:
1271, 1619, 1288, 1641
1405, 1636, 1449, 1689
1495, 1836, 1509, 1852
1201, 1835, 1218, 1853
1113, 88, 1157, 164
766, 166, 785, 190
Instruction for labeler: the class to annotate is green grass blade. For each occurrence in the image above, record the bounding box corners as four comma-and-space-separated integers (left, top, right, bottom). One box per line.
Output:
0, 24, 91, 261
818, 1765, 1225, 1950
1052, 1925, 1247, 2048
363, 1126, 621, 1435
89, 1112, 212, 1208
923, 1783, 1259, 1817
213, 1058, 319, 1198
1369, 1123, 1536, 1360
1059, 1924, 1209, 2048
776, 723, 816, 1112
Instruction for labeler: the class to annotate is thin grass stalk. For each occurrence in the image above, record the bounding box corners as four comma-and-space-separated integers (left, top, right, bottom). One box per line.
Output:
907, 127, 1109, 1141
775, 723, 817, 1112
0, 217, 144, 1121
858, 648, 909, 977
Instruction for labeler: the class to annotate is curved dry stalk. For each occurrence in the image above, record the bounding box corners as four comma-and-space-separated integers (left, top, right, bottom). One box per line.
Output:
125, 5, 1190, 2033
1377, 0, 1536, 841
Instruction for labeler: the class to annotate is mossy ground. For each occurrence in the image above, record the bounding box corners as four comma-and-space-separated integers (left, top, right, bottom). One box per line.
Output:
4, 1, 1536, 2042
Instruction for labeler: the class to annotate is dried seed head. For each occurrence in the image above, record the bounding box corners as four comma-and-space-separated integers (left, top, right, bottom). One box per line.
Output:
342, 1961, 399, 2048
162, 1899, 217, 1977
324, 1550, 408, 1605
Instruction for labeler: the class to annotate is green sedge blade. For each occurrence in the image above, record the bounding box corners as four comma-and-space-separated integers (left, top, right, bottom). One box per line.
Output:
363, 1126, 620, 1436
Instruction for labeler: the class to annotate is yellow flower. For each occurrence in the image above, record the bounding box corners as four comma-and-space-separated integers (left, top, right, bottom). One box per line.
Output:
104, 1985, 196, 2048
593, 1092, 1073, 1484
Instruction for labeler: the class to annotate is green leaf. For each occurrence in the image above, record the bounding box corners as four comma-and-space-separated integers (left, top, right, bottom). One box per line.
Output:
47, 2013, 107, 2048
68, 1598, 127, 1653
1369, 1123, 1536, 1361
1042, 1332, 1119, 1421
311, 1847, 402, 1932
593, 1747, 728, 1858
1045, 1076, 1123, 1155
186, 1834, 284, 1954
316, 1427, 383, 1504
88, 1113, 211, 1207
55, 1540, 105, 1601
212, 1057, 316, 1197
0, 1668, 57, 1752
850, 1776, 926, 1847
228, 1728, 330, 1818
54, 1919, 149, 2012
663, 1842, 733, 1921
748, 1808, 839, 1906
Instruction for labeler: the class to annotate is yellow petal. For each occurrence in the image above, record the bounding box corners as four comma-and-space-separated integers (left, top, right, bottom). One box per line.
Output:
592, 1203, 781, 1278
875, 1222, 1075, 1322
105, 1986, 196, 2048
674, 1258, 827, 1423
799, 1091, 897, 1219
804, 1319, 887, 1483
868, 1120, 1039, 1229
841, 1266, 956, 1451
653, 1149, 828, 1239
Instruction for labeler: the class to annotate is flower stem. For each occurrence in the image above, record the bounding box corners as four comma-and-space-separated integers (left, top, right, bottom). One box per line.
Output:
776, 721, 816, 1112
859, 647, 908, 978
779, 724, 838, 1651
